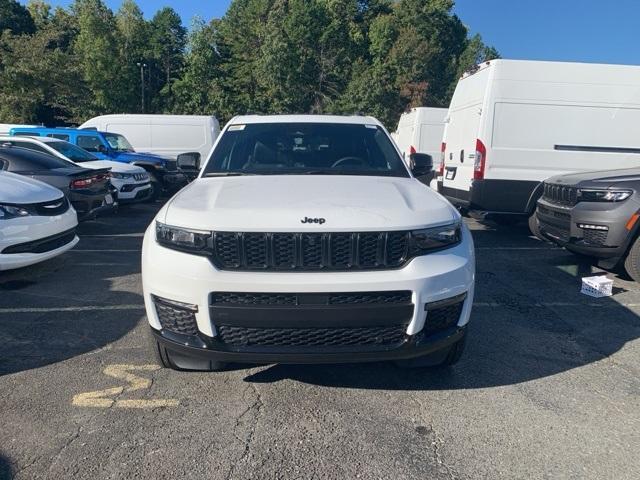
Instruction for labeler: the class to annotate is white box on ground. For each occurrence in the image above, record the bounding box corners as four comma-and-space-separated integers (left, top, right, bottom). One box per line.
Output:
581, 276, 613, 298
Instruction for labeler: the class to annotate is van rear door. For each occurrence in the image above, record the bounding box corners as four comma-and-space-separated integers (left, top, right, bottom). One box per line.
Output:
441, 67, 491, 205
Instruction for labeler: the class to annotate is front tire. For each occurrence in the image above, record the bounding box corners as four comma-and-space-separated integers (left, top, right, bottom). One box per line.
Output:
624, 236, 640, 282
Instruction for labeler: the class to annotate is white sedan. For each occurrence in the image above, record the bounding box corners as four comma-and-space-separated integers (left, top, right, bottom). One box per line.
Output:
0, 136, 152, 203
0, 171, 78, 271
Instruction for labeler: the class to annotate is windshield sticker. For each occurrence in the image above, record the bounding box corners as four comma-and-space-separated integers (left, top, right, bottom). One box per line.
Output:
228, 125, 246, 131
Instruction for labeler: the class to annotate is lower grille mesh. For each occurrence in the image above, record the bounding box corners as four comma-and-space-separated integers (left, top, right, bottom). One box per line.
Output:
154, 297, 198, 335
217, 324, 407, 348
423, 295, 466, 335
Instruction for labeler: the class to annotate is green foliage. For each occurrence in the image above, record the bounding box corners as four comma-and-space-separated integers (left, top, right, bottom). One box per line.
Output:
0, 0, 36, 35
0, 0, 498, 129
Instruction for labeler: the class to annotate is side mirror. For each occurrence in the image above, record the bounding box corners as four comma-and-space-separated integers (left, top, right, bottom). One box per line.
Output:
97, 144, 108, 154
177, 152, 201, 171
410, 152, 433, 177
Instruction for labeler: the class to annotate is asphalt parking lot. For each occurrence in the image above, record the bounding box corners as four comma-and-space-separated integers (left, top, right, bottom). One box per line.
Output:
1, 203, 639, 480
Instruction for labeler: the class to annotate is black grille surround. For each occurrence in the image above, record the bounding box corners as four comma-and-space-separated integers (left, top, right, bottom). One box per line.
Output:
211, 230, 412, 272
542, 183, 579, 207
2, 228, 76, 254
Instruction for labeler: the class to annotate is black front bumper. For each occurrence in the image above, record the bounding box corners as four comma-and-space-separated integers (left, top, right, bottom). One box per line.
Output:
151, 325, 466, 366
150, 291, 467, 367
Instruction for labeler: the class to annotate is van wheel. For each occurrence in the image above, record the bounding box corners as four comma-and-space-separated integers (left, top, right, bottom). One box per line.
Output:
395, 332, 467, 369
623, 236, 640, 282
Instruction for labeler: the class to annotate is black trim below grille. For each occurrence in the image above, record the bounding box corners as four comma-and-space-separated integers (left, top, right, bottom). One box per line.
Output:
212, 231, 411, 271
211, 291, 412, 307
2, 228, 76, 254
217, 324, 408, 349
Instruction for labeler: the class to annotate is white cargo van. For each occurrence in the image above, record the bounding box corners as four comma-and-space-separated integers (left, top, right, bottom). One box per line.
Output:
440, 59, 640, 224
394, 107, 447, 161
79, 114, 220, 162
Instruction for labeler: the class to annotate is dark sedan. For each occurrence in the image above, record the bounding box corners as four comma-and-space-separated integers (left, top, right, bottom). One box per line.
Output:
0, 145, 115, 221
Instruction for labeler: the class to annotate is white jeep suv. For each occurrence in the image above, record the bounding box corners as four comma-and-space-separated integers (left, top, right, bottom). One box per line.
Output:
142, 115, 475, 371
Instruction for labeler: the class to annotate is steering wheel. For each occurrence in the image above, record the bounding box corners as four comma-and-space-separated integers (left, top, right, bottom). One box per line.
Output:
331, 156, 365, 168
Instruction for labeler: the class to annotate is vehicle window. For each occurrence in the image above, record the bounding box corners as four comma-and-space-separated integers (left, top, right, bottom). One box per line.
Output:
47, 140, 98, 163
13, 131, 40, 136
0, 147, 73, 170
203, 123, 409, 177
77, 135, 103, 152
103, 133, 135, 152
47, 134, 70, 141
9, 142, 49, 154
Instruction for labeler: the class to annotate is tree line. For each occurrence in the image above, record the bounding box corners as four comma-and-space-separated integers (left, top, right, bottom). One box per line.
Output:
0, 0, 498, 129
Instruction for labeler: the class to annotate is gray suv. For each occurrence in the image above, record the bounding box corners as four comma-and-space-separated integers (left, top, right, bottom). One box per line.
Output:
535, 168, 640, 281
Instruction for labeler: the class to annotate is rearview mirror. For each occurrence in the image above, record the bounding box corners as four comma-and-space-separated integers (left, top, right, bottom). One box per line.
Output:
177, 152, 201, 171
410, 152, 433, 177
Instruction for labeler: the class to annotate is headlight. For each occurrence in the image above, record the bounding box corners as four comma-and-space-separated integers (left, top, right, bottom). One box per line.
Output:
410, 221, 462, 253
155, 222, 211, 254
110, 172, 130, 179
578, 189, 633, 202
0, 204, 30, 220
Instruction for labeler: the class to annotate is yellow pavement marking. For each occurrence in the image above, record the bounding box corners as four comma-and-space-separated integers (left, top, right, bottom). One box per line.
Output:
72, 364, 179, 409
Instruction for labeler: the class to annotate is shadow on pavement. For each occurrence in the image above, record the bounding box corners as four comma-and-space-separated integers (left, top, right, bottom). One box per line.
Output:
0, 453, 12, 480
0, 204, 158, 376
243, 226, 640, 390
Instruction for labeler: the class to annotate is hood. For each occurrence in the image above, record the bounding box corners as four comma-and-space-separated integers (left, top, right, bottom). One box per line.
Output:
113, 151, 165, 165
0, 171, 64, 204
162, 175, 458, 231
79, 160, 145, 174
547, 167, 640, 189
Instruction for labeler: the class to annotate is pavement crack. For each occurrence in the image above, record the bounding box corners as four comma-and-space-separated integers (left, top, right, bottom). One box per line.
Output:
225, 381, 264, 480
410, 395, 460, 480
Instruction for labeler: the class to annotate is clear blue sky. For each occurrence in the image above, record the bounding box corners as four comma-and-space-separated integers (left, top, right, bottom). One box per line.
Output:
19, 0, 640, 65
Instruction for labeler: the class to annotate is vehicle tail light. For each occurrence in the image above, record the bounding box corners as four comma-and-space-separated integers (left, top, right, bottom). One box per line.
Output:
70, 176, 98, 189
439, 142, 446, 176
474, 139, 486, 180
409, 145, 416, 155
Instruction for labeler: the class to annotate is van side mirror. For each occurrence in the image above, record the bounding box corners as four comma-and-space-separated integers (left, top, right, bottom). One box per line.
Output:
410, 153, 433, 177
97, 144, 108, 154
177, 152, 201, 171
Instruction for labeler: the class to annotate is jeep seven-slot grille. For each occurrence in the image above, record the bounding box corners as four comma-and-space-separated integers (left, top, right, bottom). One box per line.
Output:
542, 183, 578, 207
212, 231, 410, 271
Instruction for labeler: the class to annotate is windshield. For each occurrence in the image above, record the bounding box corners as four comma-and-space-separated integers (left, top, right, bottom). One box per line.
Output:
103, 133, 134, 152
202, 123, 409, 177
48, 140, 98, 163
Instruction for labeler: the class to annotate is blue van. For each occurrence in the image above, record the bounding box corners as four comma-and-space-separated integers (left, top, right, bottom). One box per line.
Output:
9, 127, 187, 198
